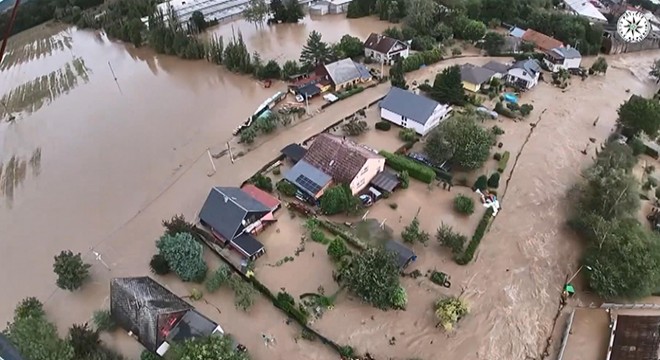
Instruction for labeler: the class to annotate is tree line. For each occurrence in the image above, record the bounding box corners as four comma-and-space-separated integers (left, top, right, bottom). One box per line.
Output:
0, 0, 103, 38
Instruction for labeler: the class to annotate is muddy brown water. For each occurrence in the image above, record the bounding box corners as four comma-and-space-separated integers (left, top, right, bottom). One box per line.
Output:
1, 14, 659, 360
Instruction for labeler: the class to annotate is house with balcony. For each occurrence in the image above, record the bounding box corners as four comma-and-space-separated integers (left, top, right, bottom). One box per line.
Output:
505, 59, 542, 90
363, 33, 410, 65
543, 47, 582, 72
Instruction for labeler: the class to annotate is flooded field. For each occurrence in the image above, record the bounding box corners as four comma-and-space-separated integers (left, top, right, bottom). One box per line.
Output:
1, 11, 660, 360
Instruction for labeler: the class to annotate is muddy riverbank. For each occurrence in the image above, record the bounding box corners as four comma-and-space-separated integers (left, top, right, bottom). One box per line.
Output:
1, 13, 659, 359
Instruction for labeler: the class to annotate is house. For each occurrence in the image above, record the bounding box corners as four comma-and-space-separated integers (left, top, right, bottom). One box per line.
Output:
280, 143, 307, 164
287, 75, 332, 98
509, 26, 527, 38
363, 33, 410, 65
384, 240, 417, 269
316, 58, 372, 91
564, 0, 607, 23
505, 59, 542, 90
302, 133, 385, 195
241, 184, 281, 213
110, 277, 224, 356
328, 0, 352, 13
283, 159, 333, 203
543, 47, 582, 72
482, 61, 510, 78
460, 64, 497, 92
0, 334, 24, 360
379, 87, 452, 136
199, 187, 276, 259
521, 29, 564, 52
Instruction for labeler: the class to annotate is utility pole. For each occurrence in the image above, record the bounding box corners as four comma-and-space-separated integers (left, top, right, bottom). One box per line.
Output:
108, 61, 122, 94
0, 0, 21, 63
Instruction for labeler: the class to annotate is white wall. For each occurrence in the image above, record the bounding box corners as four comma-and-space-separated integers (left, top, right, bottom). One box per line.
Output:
565, 57, 581, 69
543, 57, 582, 72
380, 105, 451, 136
349, 158, 385, 194
507, 68, 538, 89
364, 46, 410, 65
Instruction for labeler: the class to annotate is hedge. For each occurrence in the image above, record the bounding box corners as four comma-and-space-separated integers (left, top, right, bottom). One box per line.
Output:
337, 86, 364, 100
319, 220, 369, 251
455, 208, 494, 265
378, 151, 436, 184
497, 151, 510, 173
375, 121, 392, 131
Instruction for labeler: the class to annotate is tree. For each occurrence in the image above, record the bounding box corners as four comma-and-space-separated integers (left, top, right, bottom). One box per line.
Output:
68, 323, 100, 358
453, 194, 475, 215
436, 223, 467, 255
169, 334, 251, 360
327, 237, 349, 261
425, 115, 494, 169
162, 214, 199, 237
519, 103, 534, 117
255, 113, 278, 134
411, 36, 436, 51
320, 184, 360, 215
228, 275, 257, 311
483, 31, 505, 55
458, 20, 487, 42
92, 309, 116, 332
401, 217, 430, 244
300, 31, 332, 68
14, 297, 45, 320
240, 127, 257, 144
473, 175, 488, 190
590, 56, 608, 74
206, 265, 231, 293
399, 128, 416, 142
156, 232, 208, 282
435, 297, 469, 331
277, 180, 297, 196
224, 32, 252, 74
5, 302, 74, 360
149, 254, 171, 275
190, 11, 207, 32
430, 65, 465, 105
617, 95, 660, 137
399, 170, 410, 189
336, 34, 364, 58
404, 0, 438, 34
270, 0, 287, 22
53, 250, 91, 291
243, 0, 269, 28
281, 60, 300, 79
390, 58, 407, 89
340, 247, 403, 309
284, 0, 304, 23
251, 173, 274, 192
488, 172, 500, 188
257, 60, 281, 79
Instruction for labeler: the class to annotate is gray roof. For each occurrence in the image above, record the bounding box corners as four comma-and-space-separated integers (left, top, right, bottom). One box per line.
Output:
199, 187, 270, 240
460, 64, 497, 85
551, 47, 581, 59
379, 87, 442, 125
283, 160, 332, 197
110, 277, 193, 352
0, 334, 24, 360
384, 240, 416, 268
281, 143, 307, 163
370, 170, 400, 192
512, 59, 541, 75
166, 309, 219, 344
355, 62, 373, 81
482, 61, 510, 74
232, 233, 265, 256
324, 58, 362, 85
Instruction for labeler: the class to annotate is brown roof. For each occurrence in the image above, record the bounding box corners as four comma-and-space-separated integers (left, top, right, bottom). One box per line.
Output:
521, 29, 563, 51
364, 33, 400, 54
302, 133, 381, 184
241, 184, 280, 211
611, 315, 660, 360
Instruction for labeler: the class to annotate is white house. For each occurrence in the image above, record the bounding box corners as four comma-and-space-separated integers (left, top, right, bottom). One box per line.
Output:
505, 59, 542, 90
379, 87, 452, 136
363, 33, 410, 65
543, 47, 582, 72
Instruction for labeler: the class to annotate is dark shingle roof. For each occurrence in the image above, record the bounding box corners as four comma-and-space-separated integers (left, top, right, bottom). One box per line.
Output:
482, 61, 510, 74
0, 334, 24, 360
232, 233, 265, 257
364, 33, 401, 53
199, 187, 270, 240
110, 277, 192, 352
384, 240, 416, 268
460, 64, 497, 85
611, 315, 660, 360
166, 308, 219, 343
280, 143, 307, 163
283, 160, 332, 197
302, 133, 382, 185
380, 87, 442, 125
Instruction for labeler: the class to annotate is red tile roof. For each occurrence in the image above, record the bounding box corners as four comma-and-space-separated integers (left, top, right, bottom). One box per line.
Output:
241, 184, 280, 211
522, 29, 564, 52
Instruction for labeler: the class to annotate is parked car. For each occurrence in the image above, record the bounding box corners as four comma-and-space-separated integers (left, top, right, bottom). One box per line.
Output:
407, 152, 452, 173
359, 194, 374, 207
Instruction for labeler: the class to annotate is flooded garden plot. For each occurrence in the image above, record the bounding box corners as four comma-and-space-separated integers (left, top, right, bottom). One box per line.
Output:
0, 23, 72, 70
0, 57, 90, 118
0, 148, 42, 206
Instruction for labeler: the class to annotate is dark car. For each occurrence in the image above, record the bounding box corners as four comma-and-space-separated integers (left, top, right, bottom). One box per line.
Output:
407, 152, 452, 174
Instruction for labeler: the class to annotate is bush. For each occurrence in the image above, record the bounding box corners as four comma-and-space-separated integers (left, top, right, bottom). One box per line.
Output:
311, 229, 330, 244
497, 151, 510, 173
277, 180, 297, 197
379, 151, 436, 183
53, 250, 91, 291
452, 47, 462, 56
190, 288, 203, 301
205, 265, 231, 293
453, 194, 475, 215
491, 125, 505, 135
375, 121, 392, 131
156, 232, 208, 283
399, 128, 417, 142
162, 214, 198, 237
493, 152, 502, 161
401, 217, 430, 244
273, 167, 281, 175
141, 350, 161, 360
629, 137, 646, 156
487, 172, 500, 188
319, 184, 360, 215
430, 271, 450, 285
14, 297, 45, 320
319, 220, 369, 250
656, 187, 660, 199
250, 173, 273, 192
399, 170, 410, 189
520, 104, 534, 117
149, 254, 170, 275
456, 208, 493, 264
389, 202, 398, 209
436, 223, 467, 255
327, 238, 349, 261
494, 102, 516, 118
92, 309, 116, 332
274, 291, 309, 324
473, 175, 488, 190
435, 297, 469, 331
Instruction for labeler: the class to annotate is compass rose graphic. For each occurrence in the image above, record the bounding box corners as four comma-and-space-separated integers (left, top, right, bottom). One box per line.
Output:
617, 10, 652, 43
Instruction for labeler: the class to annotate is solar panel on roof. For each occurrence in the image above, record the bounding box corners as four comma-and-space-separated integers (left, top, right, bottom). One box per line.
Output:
296, 174, 322, 194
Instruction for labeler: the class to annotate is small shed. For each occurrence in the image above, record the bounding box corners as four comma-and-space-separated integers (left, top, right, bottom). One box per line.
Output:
280, 143, 307, 164
231, 233, 265, 260
370, 170, 400, 193
385, 240, 417, 269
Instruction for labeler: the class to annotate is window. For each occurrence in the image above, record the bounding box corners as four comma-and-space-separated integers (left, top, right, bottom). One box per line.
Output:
356, 178, 366, 188
360, 166, 369, 175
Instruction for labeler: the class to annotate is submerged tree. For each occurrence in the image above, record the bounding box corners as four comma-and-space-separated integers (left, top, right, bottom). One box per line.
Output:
169, 334, 251, 360
300, 31, 332, 69
340, 247, 403, 309
53, 250, 92, 291
434, 297, 469, 331
425, 114, 493, 169
617, 95, 660, 137
270, 0, 287, 21
190, 11, 207, 32
156, 232, 208, 282
224, 31, 253, 74
243, 0, 269, 28
430, 65, 465, 105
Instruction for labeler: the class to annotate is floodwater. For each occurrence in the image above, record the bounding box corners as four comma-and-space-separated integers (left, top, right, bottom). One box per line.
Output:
1, 11, 659, 360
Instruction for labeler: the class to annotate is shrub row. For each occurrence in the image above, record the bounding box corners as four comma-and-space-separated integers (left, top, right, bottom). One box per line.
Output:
455, 208, 494, 265
248, 276, 310, 324
378, 150, 436, 184
497, 151, 510, 173
338, 86, 364, 100
318, 220, 369, 251
402, 48, 444, 73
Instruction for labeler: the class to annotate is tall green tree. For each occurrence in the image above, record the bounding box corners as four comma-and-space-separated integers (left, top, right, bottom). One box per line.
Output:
190, 11, 207, 32
482, 31, 505, 55
389, 58, 407, 89
281, 60, 301, 78
244, 0, 269, 28
404, 0, 438, 34
224, 32, 253, 74
53, 250, 91, 291
340, 247, 404, 309
430, 65, 465, 106
336, 34, 365, 58
425, 114, 494, 169
270, 0, 287, 21
169, 334, 251, 360
5, 303, 74, 360
156, 232, 208, 282
67, 323, 100, 359
300, 31, 332, 68
284, 0, 304, 23
617, 95, 660, 137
